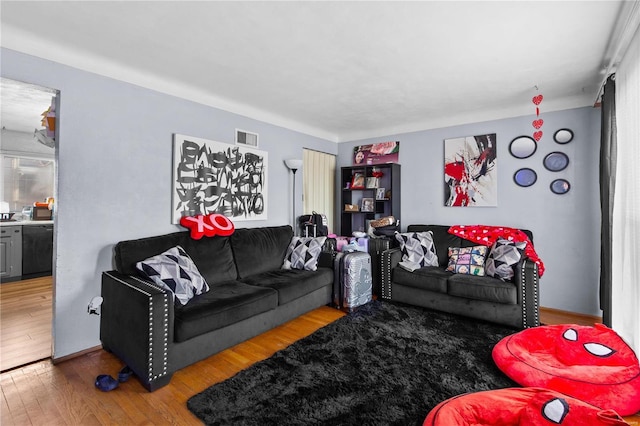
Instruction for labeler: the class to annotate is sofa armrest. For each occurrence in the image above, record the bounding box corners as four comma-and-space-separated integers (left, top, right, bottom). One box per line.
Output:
514, 258, 540, 328
381, 248, 402, 300
100, 271, 174, 391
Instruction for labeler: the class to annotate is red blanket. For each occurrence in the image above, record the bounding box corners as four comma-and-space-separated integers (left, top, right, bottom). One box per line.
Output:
448, 225, 545, 276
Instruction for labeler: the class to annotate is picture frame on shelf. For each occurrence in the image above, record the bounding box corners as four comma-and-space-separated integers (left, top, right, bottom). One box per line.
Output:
376, 187, 386, 200
351, 173, 365, 189
361, 197, 374, 212
366, 177, 379, 189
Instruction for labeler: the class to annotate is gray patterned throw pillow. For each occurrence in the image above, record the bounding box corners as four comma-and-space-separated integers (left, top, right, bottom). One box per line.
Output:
485, 238, 527, 281
136, 245, 209, 306
282, 236, 327, 271
394, 231, 439, 268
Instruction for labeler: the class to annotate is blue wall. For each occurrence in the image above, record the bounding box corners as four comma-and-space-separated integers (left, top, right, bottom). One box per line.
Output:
1, 48, 337, 358
339, 107, 602, 317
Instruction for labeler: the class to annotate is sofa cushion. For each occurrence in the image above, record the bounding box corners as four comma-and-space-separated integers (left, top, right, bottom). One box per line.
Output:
173, 281, 278, 342
115, 230, 238, 284
282, 236, 327, 271
241, 266, 333, 305
485, 239, 527, 281
447, 274, 517, 304
180, 234, 238, 285
395, 231, 439, 267
392, 266, 449, 294
446, 246, 489, 276
231, 226, 293, 278
407, 225, 465, 267
136, 245, 209, 306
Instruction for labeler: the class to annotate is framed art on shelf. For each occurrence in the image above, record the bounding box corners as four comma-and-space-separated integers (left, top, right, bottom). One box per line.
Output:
351, 173, 365, 189
376, 188, 386, 200
366, 177, 379, 189
361, 197, 374, 212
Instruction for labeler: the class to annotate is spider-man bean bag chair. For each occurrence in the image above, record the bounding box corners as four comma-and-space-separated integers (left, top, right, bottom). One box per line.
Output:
423, 387, 627, 425
492, 323, 640, 416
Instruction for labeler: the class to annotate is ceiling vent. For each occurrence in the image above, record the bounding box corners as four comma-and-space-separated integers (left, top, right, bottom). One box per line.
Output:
235, 129, 258, 147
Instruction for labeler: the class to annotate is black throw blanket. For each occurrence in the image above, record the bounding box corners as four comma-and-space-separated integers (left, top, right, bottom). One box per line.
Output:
188, 301, 519, 425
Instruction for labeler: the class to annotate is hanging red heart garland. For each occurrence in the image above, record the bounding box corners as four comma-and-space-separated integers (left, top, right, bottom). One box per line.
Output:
531, 93, 543, 141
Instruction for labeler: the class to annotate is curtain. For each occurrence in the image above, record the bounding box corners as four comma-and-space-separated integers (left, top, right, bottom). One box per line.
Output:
302, 149, 336, 234
599, 74, 616, 327
611, 26, 640, 354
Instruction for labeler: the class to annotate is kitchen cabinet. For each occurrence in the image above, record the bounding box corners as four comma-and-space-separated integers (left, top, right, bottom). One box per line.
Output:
0, 226, 23, 282
340, 163, 401, 236
22, 224, 54, 277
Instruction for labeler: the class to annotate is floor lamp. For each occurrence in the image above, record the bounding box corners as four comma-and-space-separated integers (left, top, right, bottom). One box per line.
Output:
285, 159, 303, 234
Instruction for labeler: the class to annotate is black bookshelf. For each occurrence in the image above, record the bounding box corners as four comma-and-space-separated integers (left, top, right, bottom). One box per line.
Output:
340, 163, 400, 236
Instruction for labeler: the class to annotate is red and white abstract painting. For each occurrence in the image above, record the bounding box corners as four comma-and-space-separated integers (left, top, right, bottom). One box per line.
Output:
444, 133, 497, 207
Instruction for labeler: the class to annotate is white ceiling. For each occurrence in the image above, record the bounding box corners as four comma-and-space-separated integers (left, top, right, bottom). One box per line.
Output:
1, 1, 637, 142
1, 78, 57, 134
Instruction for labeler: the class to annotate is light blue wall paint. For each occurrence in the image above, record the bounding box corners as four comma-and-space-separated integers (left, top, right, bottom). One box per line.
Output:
1, 48, 337, 358
2, 45, 602, 359
338, 107, 602, 316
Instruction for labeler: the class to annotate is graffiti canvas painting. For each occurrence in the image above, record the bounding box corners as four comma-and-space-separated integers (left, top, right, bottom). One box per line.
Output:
172, 134, 268, 223
444, 133, 497, 207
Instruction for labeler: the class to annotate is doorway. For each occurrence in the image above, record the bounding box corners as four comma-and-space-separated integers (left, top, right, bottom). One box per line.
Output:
0, 77, 58, 371
302, 149, 336, 234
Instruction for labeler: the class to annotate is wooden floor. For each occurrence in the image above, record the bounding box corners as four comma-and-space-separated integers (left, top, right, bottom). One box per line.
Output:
1, 282, 638, 425
1, 305, 345, 425
0, 277, 52, 372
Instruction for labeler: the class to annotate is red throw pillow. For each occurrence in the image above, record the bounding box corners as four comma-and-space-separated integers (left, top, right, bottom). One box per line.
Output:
423, 387, 627, 426
492, 324, 640, 416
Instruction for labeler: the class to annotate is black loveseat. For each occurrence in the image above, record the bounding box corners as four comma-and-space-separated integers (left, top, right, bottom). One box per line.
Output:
381, 224, 540, 329
100, 225, 333, 391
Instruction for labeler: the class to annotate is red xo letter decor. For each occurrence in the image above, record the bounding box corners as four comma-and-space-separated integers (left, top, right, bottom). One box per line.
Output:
180, 214, 235, 239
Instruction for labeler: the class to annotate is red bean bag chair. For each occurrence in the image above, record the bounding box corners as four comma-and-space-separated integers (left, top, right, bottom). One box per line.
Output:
423, 387, 627, 425
492, 323, 640, 416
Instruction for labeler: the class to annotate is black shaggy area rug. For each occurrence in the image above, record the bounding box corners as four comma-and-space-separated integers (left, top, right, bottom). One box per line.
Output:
187, 301, 519, 425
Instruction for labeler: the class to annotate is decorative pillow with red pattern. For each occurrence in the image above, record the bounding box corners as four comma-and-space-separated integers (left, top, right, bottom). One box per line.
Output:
448, 225, 545, 276
492, 323, 640, 416
423, 387, 627, 426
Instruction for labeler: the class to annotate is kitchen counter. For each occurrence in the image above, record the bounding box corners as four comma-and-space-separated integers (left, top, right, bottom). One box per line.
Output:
0, 220, 54, 227
0, 221, 54, 282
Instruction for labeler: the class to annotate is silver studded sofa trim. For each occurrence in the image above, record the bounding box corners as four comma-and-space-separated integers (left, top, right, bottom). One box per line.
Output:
100, 272, 172, 391
380, 247, 540, 329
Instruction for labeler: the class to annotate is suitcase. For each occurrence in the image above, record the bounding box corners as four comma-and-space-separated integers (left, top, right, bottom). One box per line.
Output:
333, 251, 372, 311
298, 212, 328, 237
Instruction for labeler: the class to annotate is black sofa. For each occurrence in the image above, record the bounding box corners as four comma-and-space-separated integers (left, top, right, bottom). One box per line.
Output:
100, 225, 333, 391
381, 224, 540, 329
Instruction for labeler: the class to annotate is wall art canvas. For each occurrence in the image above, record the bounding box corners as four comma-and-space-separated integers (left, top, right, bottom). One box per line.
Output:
444, 133, 497, 207
172, 134, 267, 223
353, 141, 399, 165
